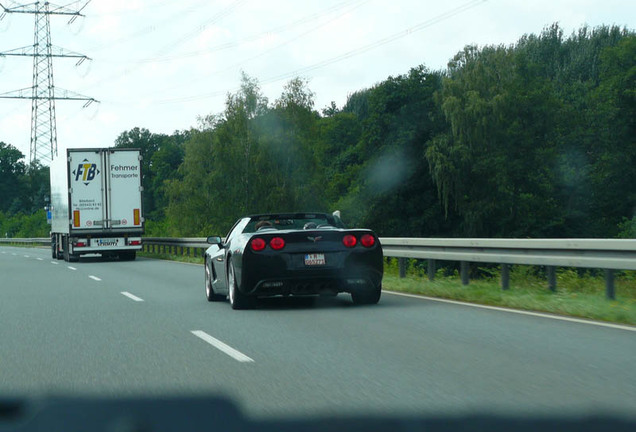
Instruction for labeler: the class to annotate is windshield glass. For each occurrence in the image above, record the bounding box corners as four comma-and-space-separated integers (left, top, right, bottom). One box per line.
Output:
244, 213, 343, 233
1, 1, 634, 430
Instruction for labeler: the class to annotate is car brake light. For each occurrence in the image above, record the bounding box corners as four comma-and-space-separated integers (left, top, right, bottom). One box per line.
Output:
343, 234, 357, 248
270, 237, 285, 250
250, 238, 266, 251
361, 234, 375, 248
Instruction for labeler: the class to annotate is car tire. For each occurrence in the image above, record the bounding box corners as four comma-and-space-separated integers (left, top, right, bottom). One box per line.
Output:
205, 257, 225, 302
351, 284, 382, 305
228, 259, 253, 310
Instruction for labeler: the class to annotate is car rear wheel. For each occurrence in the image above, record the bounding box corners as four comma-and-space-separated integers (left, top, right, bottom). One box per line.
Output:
351, 284, 382, 305
205, 258, 225, 302
228, 259, 253, 310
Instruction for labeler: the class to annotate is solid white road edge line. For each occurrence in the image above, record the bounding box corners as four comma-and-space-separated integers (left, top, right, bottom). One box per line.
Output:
383, 290, 636, 332
121, 291, 144, 302
191, 330, 254, 363
89, 275, 101, 281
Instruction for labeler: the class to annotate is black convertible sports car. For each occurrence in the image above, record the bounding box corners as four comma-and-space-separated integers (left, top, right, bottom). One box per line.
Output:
204, 212, 383, 309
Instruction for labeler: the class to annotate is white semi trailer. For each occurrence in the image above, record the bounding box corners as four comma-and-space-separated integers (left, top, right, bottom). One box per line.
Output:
50, 148, 144, 262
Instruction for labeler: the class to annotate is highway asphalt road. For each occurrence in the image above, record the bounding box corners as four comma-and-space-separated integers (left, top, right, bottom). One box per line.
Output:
1, 245, 635, 421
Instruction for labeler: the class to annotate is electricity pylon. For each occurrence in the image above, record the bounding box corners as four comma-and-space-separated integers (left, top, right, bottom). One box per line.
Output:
0, 1, 96, 165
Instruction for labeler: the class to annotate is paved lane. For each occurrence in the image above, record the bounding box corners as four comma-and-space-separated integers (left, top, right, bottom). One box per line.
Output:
1, 246, 634, 420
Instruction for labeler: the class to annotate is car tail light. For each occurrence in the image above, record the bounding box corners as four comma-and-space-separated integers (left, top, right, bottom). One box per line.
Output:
129, 240, 141, 246
76, 241, 86, 247
361, 234, 375, 248
270, 237, 285, 250
250, 238, 266, 251
342, 234, 357, 248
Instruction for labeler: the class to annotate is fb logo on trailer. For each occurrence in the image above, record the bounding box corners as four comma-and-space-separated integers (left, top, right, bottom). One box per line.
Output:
73, 159, 100, 185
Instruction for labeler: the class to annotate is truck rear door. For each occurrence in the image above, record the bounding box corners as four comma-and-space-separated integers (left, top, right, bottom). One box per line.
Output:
105, 150, 143, 231
69, 150, 105, 231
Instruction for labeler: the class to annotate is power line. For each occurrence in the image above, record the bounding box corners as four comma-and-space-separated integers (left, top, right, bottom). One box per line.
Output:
134, 0, 364, 65
0, 1, 97, 164
149, 0, 370, 100
154, 0, 488, 105
158, 0, 248, 56
73, 0, 248, 97
261, 0, 488, 84
86, 0, 210, 53
218, 0, 371, 79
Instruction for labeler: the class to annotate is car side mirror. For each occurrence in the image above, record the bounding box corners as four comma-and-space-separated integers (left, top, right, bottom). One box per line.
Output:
206, 236, 223, 246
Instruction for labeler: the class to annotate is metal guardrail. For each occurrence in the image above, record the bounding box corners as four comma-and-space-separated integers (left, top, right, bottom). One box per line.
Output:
379, 238, 636, 299
0, 238, 50, 246
380, 238, 636, 270
2, 236, 635, 299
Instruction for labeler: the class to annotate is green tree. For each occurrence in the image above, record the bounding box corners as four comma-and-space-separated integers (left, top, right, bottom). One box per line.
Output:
165, 73, 272, 235
326, 66, 450, 235
0, 142, 27, 214
426, 24, 634, 237
587, 35, 636, 236
221, 72, 269, 214
164, 129, 220, 235
147, 131, 188, 220
264, 76, 323, 211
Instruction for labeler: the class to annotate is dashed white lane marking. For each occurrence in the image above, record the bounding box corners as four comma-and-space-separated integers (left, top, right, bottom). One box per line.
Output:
51, 261, 58, 265
89, 275, 101, 281
23, 255, 29, 258
67, 266, 77, 271
121, 291, 144, 302
191, 330, 254, 363
384, 290, 636, 332
37, 258, 43, 261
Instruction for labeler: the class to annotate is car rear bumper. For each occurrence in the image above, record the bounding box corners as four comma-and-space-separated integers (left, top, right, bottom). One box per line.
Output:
245, 269, 382, 297
238, 245, 383, 297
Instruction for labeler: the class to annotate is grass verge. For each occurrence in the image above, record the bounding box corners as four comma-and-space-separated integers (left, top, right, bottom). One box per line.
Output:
383, 261, 636, 325
138, 251, 203, 264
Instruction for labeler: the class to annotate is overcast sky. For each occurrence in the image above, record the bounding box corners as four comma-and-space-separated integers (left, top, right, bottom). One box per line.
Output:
0, 0, 634, 162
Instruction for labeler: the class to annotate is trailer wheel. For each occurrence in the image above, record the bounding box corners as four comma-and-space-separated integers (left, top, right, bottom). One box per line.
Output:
63, 237, 69, 262
62, 236, 79, 262
55, 235, 63, 260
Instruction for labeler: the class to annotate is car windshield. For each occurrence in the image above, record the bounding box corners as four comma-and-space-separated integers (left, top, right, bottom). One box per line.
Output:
1, 1, 635, 430
243, 214, 340, 233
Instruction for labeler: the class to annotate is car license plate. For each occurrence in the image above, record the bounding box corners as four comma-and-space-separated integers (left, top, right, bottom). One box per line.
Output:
304, 253, 325, 266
